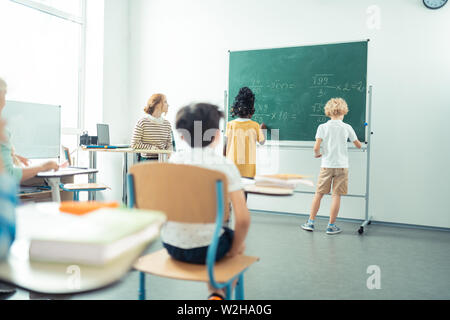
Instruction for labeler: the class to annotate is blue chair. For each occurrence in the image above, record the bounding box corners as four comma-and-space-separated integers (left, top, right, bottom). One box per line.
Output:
128, 163, 259, 300
59, 183, 109, 201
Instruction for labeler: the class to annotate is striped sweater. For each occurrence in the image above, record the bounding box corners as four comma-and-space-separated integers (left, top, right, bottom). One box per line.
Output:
131, 116, 173, 158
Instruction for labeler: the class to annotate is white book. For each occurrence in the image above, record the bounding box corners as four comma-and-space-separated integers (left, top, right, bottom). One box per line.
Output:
255, 174, 314, 189
28, 208, 166, 266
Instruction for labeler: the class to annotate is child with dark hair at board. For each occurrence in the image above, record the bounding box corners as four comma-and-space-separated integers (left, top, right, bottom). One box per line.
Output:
164, 103, 251, 300
225, 87, 267, 178
301, 98, 362, 235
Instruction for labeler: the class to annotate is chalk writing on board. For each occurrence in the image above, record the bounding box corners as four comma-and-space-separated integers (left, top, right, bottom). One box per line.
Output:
351, 81, 365, 92
253, 112, 299, 122
310, 74, 366, 93
256, 104, 270, 114
317, 88, 327, 98
267, 80, 296, 90
312, 74, 334, 86
306, 74, 367, 124
312, 103, 323, 113
249, 79, 296, 94
310, 114, 328, 124
244, 74, 365, 127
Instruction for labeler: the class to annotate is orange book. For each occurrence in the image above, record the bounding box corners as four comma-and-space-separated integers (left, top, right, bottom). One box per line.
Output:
59, 201, 120, 216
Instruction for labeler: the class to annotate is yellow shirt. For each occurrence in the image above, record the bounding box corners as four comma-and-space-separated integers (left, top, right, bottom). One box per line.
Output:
226, 119, 265, 178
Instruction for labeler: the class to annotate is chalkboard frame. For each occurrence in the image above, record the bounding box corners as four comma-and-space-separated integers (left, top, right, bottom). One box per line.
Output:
227, 40, 370, 144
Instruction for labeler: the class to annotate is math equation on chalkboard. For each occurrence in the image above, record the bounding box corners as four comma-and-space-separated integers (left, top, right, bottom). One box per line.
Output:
250, 73, 366, 125
309, 74, 366, 123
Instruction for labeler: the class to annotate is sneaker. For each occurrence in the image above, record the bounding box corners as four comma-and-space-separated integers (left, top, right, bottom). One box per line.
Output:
326, 224, 342, 235
301, 221, 315, 232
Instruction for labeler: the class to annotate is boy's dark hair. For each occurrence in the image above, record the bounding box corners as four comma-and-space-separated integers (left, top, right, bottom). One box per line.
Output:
176, 103, 224, 148
231, 87, 255, 118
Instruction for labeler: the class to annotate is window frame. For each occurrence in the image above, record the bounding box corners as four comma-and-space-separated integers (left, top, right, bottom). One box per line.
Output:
10, 0, 84, 24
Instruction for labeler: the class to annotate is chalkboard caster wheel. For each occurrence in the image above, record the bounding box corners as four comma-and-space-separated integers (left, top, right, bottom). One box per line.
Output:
358, 218, 372, 235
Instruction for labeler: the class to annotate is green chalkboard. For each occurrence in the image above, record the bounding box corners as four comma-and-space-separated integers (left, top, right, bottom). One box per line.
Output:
228, 41, 368, 142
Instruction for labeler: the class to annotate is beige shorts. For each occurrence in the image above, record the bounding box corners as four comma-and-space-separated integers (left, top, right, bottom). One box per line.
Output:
316, 168, 349, 195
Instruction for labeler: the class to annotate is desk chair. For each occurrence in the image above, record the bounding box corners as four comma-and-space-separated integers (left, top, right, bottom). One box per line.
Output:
60, 146, 109, 201
128, 163, 259, 300
59, 183, 109, 201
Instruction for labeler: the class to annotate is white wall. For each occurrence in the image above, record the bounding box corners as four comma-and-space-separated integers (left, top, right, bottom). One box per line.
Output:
120, 0, 450, 228
95, 0, 130, 202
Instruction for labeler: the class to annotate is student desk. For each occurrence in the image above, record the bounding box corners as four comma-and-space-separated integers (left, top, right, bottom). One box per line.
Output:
242, 178, 294, 198
0, 203, 163, 295
82, 147, 172, 203
37, 168, 99, 203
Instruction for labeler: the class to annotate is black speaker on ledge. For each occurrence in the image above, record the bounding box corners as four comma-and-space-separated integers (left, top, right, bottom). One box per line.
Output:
80, 133, 98, 146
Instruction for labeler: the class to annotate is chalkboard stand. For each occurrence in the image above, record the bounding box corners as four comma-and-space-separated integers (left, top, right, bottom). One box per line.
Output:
358, 85, 374, 235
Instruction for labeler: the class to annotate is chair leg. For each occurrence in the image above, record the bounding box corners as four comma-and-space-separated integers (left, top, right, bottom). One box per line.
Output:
235, 274, 244, 300
225, 283, 232, 300
139, 272, 146, 300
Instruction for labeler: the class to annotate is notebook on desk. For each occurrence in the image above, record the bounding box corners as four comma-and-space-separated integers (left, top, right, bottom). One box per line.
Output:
37, 167, 98, 178
84, 145, 123, 149
19, 186, 51, 194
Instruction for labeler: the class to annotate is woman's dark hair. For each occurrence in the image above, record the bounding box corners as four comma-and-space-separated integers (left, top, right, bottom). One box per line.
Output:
176, 103, 224, 148
231, 87, 255, 118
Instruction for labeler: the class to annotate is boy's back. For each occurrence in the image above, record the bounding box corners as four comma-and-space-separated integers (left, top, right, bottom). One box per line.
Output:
302, 98, 361, 235
316, 120, 357, 169
170, 147, 242, 193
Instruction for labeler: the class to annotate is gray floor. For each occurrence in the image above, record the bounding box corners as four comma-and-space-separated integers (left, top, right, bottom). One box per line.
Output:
4, 212, 450, 300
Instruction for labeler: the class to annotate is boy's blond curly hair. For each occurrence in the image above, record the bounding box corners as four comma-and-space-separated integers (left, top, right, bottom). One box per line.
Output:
324, 98, 348, 117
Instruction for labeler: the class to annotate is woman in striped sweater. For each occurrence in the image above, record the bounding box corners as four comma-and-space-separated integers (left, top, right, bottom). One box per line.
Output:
131, 94, 173, 160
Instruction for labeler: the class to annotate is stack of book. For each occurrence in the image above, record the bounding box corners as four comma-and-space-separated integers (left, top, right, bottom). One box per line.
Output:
28, 207, 166, 266
255, 174, 314, 189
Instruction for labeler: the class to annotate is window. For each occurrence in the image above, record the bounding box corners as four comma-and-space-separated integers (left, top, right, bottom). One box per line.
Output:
26, 0, 82, 16
0, 0, 85, 159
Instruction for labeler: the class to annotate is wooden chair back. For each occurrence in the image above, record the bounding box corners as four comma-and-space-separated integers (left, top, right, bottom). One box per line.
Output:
129, 163, 229, 223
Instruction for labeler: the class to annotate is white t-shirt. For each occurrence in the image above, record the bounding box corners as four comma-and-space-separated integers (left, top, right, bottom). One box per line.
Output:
160, 147, 243, 249
315, 120, 358, 169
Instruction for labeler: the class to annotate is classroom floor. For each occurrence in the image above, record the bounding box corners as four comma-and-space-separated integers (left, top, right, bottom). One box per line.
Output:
3, 211, 450, 300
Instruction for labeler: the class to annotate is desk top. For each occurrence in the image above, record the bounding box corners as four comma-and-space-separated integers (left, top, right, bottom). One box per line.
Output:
244, 184, 294, 196
242, 178, 294, 196
37, 168, 98, 178
0, 203, 162, 295
82, 147, 172, 154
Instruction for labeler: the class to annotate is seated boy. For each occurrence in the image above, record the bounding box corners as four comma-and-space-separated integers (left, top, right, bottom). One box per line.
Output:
163, 103, 251, 300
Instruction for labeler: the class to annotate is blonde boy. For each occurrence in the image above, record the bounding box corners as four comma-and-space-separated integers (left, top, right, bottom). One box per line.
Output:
301, 98, 362, 234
